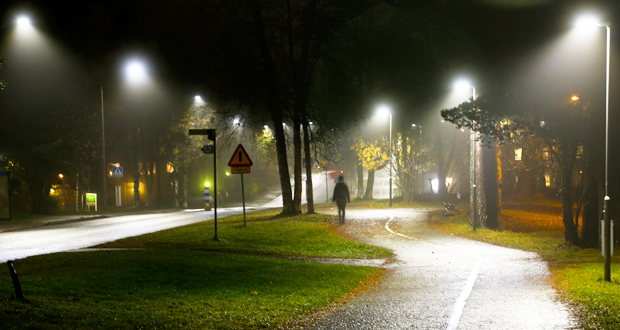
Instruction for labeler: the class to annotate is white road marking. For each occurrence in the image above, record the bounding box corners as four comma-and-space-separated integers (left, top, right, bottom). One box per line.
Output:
383, 212, 481, 330
445, 260, 481, 330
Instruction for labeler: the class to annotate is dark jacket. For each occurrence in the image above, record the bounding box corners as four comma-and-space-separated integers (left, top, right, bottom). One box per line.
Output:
332, 182, 350, 204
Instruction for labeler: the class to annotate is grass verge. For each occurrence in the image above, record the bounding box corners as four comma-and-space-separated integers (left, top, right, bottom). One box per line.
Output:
431, 210, 620, 329
99, 210, 391, 259
0, 211, 390, 329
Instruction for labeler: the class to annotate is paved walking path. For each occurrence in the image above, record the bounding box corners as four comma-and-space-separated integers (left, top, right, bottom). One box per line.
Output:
301, 208, 576, 330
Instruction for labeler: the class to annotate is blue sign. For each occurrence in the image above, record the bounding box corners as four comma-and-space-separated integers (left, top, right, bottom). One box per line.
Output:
112, 166, 123, 178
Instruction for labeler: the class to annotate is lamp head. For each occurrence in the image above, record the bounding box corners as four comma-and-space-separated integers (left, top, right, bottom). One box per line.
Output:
376, 104, 391, 117
454, 79, 474, 91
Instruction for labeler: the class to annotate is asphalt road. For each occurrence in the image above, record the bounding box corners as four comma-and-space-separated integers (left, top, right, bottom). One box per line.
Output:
304, 208, 576, 330
0, 207, 261, 263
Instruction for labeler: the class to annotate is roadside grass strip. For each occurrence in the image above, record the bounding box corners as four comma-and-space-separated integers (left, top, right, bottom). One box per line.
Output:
0, 250, 381, 329
99, 211, 391, 259
430, 203, 620, 330
1, 211, 389, 329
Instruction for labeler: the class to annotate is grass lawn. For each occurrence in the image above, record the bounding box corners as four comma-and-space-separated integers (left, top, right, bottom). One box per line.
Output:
99, 210, 391, 259
430, 200, 620, 329
0, 211, 390, 329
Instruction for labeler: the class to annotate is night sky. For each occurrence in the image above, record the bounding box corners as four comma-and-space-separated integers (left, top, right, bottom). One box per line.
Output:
2, 0, 618, 94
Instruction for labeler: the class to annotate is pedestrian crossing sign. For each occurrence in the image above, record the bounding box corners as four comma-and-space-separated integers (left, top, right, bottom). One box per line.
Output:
112, 166, 123, 177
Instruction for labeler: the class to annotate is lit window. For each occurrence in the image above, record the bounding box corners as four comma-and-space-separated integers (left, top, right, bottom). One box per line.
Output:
515, 148, 522, 161
545, 174, 551, 187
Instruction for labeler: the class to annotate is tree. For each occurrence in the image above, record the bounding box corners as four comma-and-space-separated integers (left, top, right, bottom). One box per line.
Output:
352, 138, 389, 199
441, 93, 593, 244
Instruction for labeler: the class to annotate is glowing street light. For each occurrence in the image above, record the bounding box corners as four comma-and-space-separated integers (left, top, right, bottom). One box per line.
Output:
125, 60, 148, 86
575, 14, 612, 282
15, 16, 31, 28
101, 58, 152, 212
455, 79, 477, 231
376, 104, 393, 207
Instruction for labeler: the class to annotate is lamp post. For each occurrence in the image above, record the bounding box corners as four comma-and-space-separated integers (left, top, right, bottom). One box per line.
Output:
124, 59, 149, 208
377, 105, 393, 207
101, 86, 107, 212
576, 16, 612, 282
412, 124, 422, 195
455, 80, 476, 231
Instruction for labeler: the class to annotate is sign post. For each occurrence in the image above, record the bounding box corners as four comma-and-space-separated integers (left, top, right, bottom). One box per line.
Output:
86, 193, 97, 211
228, 144, 253, 226
112, 167, 123, 208
189, 129, 218, 240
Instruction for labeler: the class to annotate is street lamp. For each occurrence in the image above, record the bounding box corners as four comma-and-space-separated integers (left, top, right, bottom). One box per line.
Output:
455, 80, 477, 230
101, 59, 151, 211
377, 105, 393, 207
15, 16, 31, 28
575, 15, 612, 282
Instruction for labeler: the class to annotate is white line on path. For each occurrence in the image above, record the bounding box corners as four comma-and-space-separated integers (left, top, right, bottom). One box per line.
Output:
383, 213, 481, 330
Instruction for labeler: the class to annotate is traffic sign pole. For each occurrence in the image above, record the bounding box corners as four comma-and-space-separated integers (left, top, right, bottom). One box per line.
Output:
228, 144, 253, 227
241, 173, 246, 226
189, 128, 218, 240
213, 135, 218, 241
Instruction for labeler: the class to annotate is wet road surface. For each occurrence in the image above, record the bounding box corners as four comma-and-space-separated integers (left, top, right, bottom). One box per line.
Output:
304, 208, 576, 330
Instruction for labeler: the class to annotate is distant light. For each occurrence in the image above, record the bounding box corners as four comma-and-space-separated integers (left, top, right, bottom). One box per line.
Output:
50, 189, 55, 193
309, 122, 313, 125
195, 95, 203, 102
58, 174, 64, 179
233, 118, 240, 125
376, 104, 391, 117
454, 79, 473, 91
575, 14, 601, 29
125, 60, 148, 85
431, 179, 439, 193
264, 125, 269, 130
205, 182, 210, 187
571, 95, 579, 101
446, 177, 453, 185
16, 16, 31, 27
226, 172, 230, 176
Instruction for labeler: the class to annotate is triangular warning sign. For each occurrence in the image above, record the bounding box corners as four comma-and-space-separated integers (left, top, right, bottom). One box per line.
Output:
228, 144, 253, 166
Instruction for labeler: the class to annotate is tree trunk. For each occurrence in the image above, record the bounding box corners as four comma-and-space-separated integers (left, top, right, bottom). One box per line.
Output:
156, 159, 163, 209
436, 131, 447, 197
581, 142, 600, 247
293, 118, 302, 214
357, 158, 364, 198
249, 0, 294, 214
560, 160, 579, 244
364, 170, 375, 199
132, 128, 140, 208
302, 119, 315, 214
482, 145, 499, 229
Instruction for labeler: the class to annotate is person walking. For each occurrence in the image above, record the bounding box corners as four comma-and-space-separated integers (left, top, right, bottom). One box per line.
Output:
332, 175, 350, 224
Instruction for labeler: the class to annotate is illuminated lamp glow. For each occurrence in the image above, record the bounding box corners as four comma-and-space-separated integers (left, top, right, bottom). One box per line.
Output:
125, 60, 148, 85
16, 16, 31, 27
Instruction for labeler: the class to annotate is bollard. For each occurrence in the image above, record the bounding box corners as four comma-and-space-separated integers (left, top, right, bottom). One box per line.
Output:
7, 261, 24, 300
205, 185, 211, 211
